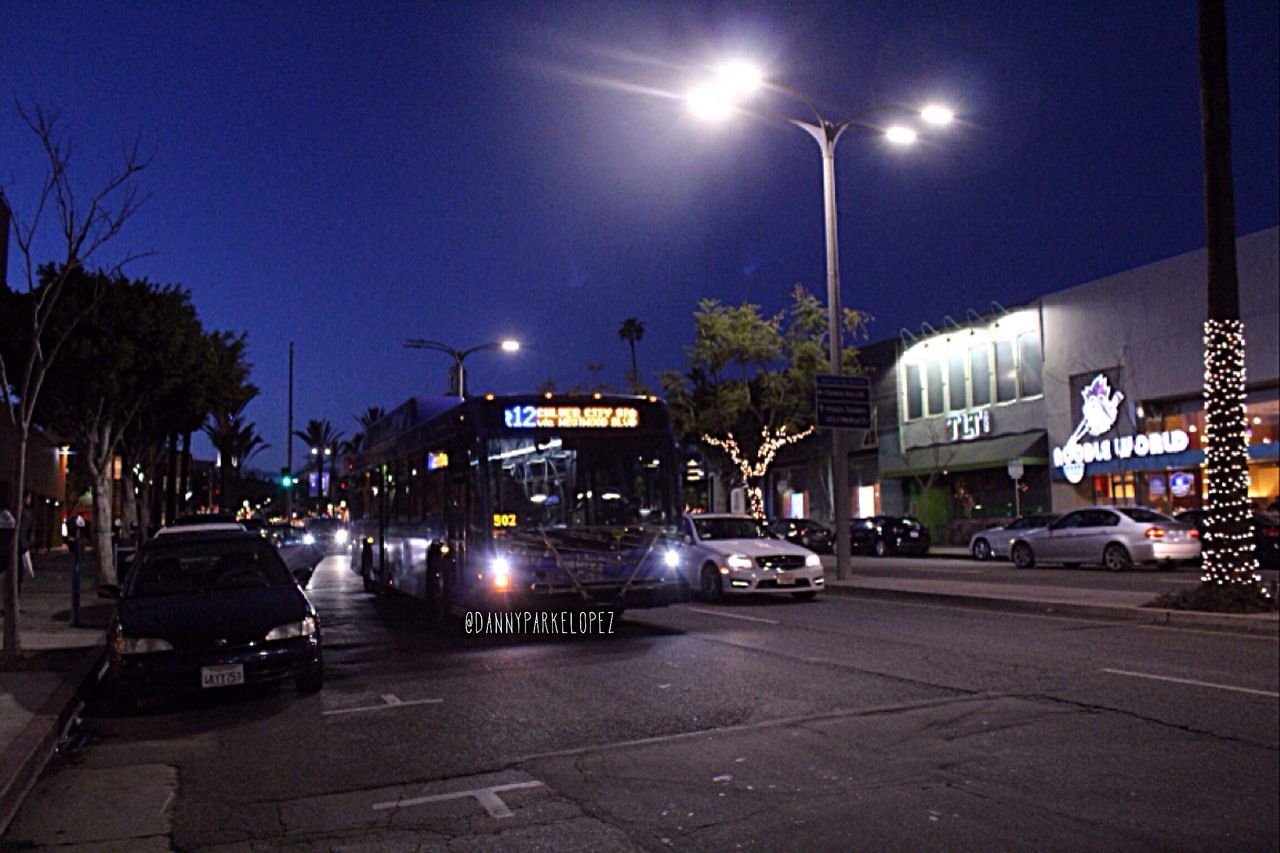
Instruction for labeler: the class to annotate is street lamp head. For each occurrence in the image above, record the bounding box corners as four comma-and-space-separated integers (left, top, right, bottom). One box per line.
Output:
500, 339, 520, 352
686, 83, 735, 120
885, 125, 918, 145
715, 60, 763, 96
920, 104, 954, 126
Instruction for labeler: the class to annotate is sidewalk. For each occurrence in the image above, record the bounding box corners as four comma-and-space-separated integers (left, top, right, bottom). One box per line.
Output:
0, 550, 110, 835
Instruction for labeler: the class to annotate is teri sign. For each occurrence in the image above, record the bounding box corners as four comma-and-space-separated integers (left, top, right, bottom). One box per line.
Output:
1052, 373, 1190, 484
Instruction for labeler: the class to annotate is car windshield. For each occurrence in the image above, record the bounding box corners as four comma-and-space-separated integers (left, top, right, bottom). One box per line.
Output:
487, 434, 675, 529
694, 517, 772, 540
1118, 508, 1174, 523
126, 539, 293, 598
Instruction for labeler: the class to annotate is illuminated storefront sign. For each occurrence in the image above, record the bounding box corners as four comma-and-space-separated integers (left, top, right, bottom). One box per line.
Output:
503, 405, 639, 429
946, 409, 991, 441
1052, 374, 1190, 484
426, 451, 449, 470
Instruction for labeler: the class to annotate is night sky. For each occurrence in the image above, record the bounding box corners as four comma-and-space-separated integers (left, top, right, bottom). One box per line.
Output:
3, 1, 1277, 472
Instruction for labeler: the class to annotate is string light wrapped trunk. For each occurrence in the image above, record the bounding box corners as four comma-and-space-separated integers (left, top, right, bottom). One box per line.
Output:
704, 425, 816, 520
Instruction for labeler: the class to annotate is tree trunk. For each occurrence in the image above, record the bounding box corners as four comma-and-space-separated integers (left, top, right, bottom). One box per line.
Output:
91, 461, 116, 586
179, 431, 192, 514
3, 432, 30, 655
164, 433, 179, 524
120, 458, 138, 534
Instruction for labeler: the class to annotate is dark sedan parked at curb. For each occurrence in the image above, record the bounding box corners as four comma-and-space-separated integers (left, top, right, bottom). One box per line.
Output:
850, 516, 931, 557
767, 517, 835, 554
99, 529, 323, 710
1173, 509, 1280, 569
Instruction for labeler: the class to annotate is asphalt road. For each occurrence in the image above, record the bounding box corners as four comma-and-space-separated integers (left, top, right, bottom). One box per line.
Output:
5, 554, 1278, 851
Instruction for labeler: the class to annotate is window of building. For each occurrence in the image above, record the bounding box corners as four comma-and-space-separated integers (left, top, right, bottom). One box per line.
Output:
1017, 332, 1043, 398
926, 360, 945, 416
969, 346, 992, 407
948, 354, 967, 411
905, 364, 923, 420
994, 340, 1017, 403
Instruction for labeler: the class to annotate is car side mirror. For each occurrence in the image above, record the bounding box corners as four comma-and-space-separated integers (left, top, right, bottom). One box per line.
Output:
98, 584, 121, 600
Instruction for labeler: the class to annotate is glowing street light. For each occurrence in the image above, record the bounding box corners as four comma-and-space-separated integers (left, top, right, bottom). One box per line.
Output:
404, 337, 521, 399
683, 60, 953, 580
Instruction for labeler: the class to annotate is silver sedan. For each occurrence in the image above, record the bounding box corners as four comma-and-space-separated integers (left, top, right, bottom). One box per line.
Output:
1009, 506, 1199, 571
969, 514, 1060, 561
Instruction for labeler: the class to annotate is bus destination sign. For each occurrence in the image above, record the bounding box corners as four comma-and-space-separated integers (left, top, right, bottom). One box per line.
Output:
503, 405, 640, 429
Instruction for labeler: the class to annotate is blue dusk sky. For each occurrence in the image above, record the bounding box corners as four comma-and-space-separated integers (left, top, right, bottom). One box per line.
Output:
2, 1, 1277, 471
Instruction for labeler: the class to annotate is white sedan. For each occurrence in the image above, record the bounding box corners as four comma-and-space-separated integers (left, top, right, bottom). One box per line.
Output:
679, 513, 824, 602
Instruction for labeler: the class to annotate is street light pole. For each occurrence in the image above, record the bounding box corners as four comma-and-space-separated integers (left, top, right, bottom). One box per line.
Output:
404, 338, 520, 399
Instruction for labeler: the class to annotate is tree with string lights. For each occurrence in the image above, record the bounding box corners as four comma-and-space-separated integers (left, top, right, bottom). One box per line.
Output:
662, 285, 868, 520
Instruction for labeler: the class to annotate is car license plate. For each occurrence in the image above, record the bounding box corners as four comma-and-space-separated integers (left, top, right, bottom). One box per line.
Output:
777, 573, 795, 585
201, 664, 244, 688
909, 531, 920, 538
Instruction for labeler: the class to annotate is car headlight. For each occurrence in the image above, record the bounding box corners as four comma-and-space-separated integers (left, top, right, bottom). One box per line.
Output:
725, 554, 753, 569
805, 553, 821, 568
265, 615, 318, 641
334, 529, 349, 545
302, 533, 316, 545
663, 549, 681, 568
114, 636, 174, 655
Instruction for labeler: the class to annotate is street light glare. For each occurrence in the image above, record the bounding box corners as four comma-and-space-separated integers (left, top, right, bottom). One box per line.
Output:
500, 340, 520, 352
687, 84, 734, 120
715, 60, 763, 95
921, 104, 954, 125
885, 125, 918, 145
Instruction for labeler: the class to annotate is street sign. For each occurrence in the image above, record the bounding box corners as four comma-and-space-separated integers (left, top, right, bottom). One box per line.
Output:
815, 374, 871, 430
1007, 460, 1024, 480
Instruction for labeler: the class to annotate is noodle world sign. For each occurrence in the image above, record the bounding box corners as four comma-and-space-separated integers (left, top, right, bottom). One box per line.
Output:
1051, 374, 1190, 484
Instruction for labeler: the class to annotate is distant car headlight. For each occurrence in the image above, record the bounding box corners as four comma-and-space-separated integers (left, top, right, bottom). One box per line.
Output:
265, 615, 318, 641
663, 549, 681, 568
302, 533, 316, 545
114, 636, 174, 655
805, 553, 821, 568
726, 554, 753, 569
334, 529, 349, 545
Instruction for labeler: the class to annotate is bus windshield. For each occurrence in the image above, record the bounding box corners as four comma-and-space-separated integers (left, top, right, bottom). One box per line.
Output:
487, 434, 674, 530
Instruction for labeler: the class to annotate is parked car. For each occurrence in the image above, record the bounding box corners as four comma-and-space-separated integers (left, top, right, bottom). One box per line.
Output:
969, 514, 1061, 561
850, 516, 931, 557
268, 524, 324, 586
679, 513, 824, 602
767, 517, 835, 554
1173, 509, 1280, 568
1009, 506, 1198, 571
99, 528, 323, 710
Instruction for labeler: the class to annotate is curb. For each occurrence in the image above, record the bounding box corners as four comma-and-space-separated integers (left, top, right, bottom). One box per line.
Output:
821, 583, 1280, 637
0, 641, 108, 836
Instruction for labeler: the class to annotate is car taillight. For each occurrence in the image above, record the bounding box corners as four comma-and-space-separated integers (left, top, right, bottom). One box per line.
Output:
1263, 527, 1280, 537
1144, 527, 1165, 539
1189, 529, 1199, 539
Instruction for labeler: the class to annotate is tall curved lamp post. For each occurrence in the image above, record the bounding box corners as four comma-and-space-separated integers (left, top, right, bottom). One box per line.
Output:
404, 338, 520, 399
686, 61, 953, 579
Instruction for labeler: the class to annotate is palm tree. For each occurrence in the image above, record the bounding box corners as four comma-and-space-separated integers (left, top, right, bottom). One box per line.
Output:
293, 419, 343, 513
203, 404, 269, 510
357, 406, 385, 433
618, 318, 645, 384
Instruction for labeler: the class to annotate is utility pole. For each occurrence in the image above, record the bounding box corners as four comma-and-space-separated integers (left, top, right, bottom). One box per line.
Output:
286, 341, 294, 522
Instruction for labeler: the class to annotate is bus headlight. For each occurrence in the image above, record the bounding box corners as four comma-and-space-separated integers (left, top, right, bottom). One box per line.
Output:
725, 554, 753, 570
492, 556, 511, 589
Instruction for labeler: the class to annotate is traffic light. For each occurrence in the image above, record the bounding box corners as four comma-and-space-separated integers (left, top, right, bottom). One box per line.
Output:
280, 468, 294, 489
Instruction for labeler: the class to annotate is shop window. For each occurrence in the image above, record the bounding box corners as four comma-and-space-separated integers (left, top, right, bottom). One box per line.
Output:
926, 359, 945, 416
969, 346, 992, 407
1017, 332, 1043, 398
994, 340, 1017, 403
1246, 398, 1278, 447
905, 364, 923, 420
948, 354, 967, 411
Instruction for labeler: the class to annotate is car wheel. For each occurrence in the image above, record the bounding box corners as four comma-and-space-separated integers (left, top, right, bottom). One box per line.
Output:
1103, 544, 1133, 572
1012, 543, 1035, 569
873, 538, 888, 557
971, 539, 992, 561
792, 591, 818, 602
296, 660, 324, 694
700, 564, 723, 603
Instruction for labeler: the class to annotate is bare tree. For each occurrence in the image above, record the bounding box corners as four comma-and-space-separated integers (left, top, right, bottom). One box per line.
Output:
0, 103, 149, 657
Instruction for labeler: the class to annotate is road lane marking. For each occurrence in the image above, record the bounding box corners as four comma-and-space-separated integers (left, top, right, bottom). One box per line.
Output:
685, 608, 779, 625
372, 781, 545, 818
322, 693, 443, 716
1101, 668, 1279, 698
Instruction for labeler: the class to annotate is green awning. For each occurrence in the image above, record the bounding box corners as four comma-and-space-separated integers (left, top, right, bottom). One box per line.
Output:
880, 431, 1048, 479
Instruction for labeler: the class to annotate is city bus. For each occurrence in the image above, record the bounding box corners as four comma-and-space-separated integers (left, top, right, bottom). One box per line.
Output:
348, 393, 686, 615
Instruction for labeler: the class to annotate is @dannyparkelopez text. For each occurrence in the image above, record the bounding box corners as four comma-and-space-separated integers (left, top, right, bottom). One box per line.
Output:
465, 610, 617, 635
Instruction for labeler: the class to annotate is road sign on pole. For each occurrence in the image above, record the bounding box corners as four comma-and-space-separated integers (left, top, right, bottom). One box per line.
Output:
1007, 460, 1024, 480
815, 374, 871, 430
